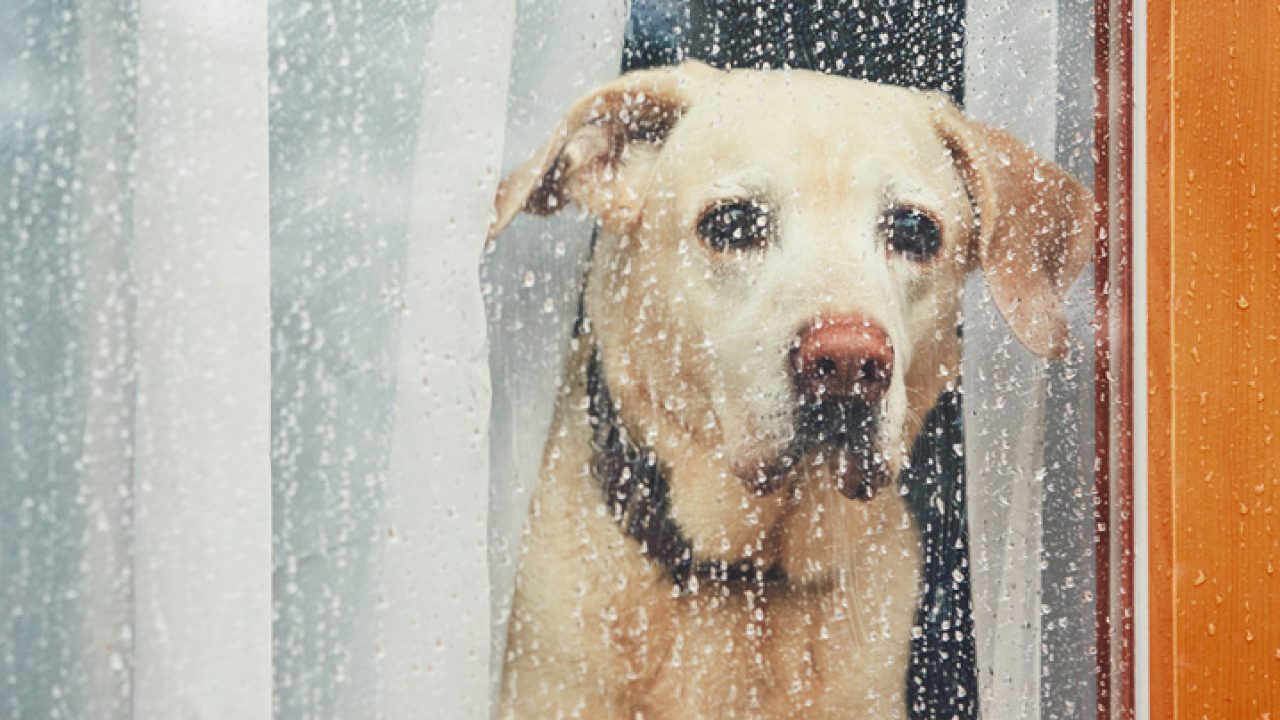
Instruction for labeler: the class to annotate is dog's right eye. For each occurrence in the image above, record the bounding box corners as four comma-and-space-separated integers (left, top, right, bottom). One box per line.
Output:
697, 200, 771, 252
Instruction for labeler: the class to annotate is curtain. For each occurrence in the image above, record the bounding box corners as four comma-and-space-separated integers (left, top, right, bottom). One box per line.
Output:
270, 0, 520, 717
2, 1, 270, 718
963, 1, 1098, 717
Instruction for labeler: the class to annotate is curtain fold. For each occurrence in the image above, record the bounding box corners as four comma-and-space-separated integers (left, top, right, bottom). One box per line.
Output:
4, 2, 270, 718
963, 1, 1097, 717
269, 0, 439, 715
77, 1, 139, 717
372, 1, 517, 717
130, 1, 271, 717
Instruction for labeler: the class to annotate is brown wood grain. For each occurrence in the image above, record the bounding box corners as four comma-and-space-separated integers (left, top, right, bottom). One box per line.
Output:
1149, 1, 1280, 716
1096, 3, 1137, 716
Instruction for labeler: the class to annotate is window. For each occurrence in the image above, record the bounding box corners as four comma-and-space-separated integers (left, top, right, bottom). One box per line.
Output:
2, 1, 1141, 718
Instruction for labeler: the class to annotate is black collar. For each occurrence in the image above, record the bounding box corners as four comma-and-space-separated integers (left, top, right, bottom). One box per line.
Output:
585, 350, 785, 592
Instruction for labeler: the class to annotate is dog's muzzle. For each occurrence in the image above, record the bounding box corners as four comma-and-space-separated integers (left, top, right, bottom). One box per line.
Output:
781, 315, 895, 500
792, 397, 890, 500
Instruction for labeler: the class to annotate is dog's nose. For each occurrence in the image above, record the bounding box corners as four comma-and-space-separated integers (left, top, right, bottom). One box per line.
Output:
791, 317, 894, 403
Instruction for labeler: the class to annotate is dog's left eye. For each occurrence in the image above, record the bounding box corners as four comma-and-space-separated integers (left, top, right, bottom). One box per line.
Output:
883, 207, 943, 262
697, 200, 771, 252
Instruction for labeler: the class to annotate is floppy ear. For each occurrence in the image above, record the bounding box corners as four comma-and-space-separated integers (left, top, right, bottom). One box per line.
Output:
488, 62, 716, 242
932, 101, 1095, 359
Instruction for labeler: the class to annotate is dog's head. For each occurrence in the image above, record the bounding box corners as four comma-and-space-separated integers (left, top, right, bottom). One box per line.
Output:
491, 63, 1092, 585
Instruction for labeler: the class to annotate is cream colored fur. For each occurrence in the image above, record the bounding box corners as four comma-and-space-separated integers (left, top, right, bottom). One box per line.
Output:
489, 63, 1092, 719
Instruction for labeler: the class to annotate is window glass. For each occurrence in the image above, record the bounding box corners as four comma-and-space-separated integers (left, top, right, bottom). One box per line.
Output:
0, 1, 1127, 717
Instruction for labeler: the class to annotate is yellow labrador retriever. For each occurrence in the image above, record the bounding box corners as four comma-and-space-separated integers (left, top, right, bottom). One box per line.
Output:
488, 62, 1091, 719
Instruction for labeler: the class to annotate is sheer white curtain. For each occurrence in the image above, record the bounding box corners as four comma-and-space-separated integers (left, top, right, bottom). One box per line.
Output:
130, 2, 270, 717
270, 0, 524, 716
963, 0, 1097, 717
376, 0, 514, 716
8, 0, 513, 716
3, 1, 270, 718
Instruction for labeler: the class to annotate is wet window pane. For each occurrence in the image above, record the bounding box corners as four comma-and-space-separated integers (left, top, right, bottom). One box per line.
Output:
1, 1, 1131, 718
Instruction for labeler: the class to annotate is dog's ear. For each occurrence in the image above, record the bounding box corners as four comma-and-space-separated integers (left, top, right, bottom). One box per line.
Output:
932, 100, 1095, 360
488, 62, 715, 242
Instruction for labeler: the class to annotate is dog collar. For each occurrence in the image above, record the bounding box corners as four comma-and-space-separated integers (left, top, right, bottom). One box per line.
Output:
585, 350, 784, 592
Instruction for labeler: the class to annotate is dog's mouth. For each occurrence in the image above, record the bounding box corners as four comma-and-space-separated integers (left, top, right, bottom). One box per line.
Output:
659, 397, 898, 594
741, 398, 892, 501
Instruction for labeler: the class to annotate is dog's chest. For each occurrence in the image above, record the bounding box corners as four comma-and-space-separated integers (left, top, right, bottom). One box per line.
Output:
606, 587, 912, 719
504, 363, 917, 718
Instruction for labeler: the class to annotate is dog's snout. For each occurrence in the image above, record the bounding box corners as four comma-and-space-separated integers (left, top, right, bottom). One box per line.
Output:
791, 317, 894, 403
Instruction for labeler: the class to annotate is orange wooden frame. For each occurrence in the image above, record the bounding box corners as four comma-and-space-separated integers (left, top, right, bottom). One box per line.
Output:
1147, 1, 1280, 716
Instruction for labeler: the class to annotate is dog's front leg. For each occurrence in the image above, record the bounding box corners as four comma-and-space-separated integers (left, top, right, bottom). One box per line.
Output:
497, 376, 647, 719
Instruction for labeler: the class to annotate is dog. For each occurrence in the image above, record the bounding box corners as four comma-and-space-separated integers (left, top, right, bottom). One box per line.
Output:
487, 61, 1092, 719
